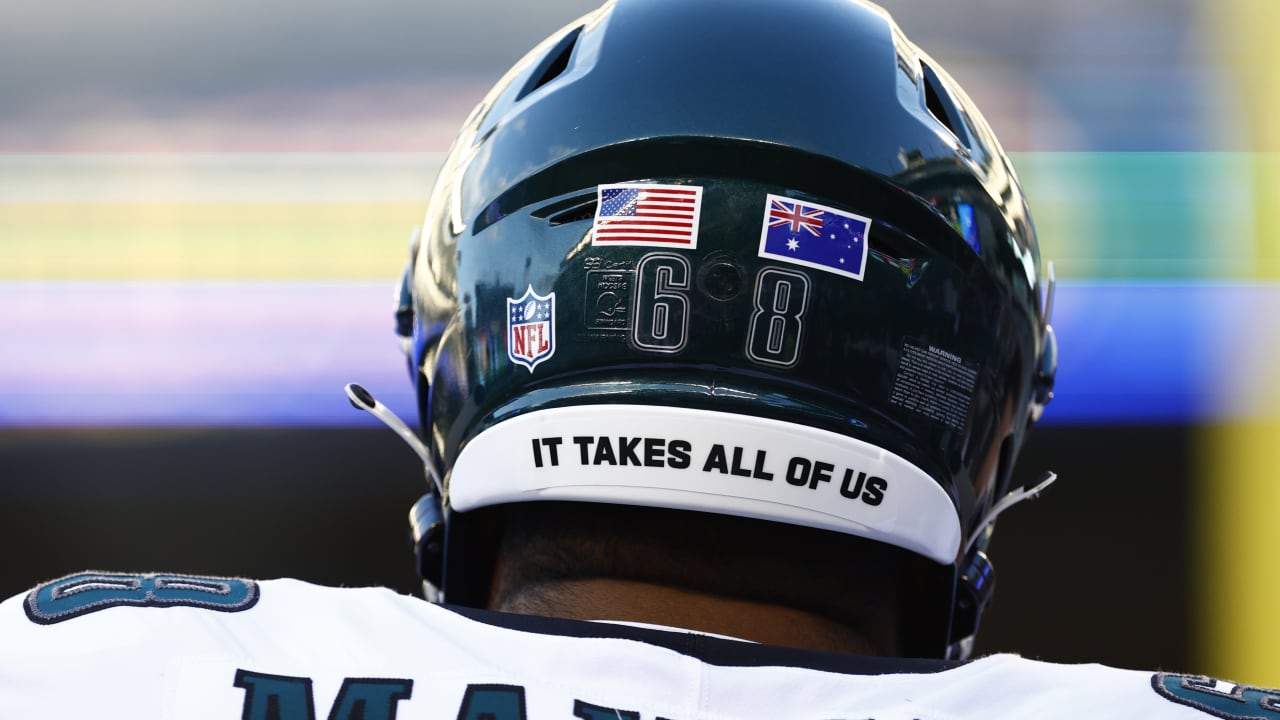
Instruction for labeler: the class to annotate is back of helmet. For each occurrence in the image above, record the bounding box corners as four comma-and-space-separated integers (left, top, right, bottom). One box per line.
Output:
402, 0, 1054, 659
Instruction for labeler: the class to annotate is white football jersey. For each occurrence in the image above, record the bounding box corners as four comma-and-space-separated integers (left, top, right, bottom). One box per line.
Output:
0, 572, 1262, 719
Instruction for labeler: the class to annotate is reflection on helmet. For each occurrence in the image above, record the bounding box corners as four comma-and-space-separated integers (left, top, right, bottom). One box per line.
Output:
398, 0, 1056, 659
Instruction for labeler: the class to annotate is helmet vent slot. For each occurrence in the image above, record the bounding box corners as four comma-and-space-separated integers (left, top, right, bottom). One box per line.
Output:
548, 201, 598, 226
517, 26, 584, 101
531, 192, 598, 226
920, 61, 970, 150
524, 192, 593, 225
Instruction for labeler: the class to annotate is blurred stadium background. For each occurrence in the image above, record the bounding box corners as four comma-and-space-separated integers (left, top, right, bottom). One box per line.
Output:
1, 0, 1276, 682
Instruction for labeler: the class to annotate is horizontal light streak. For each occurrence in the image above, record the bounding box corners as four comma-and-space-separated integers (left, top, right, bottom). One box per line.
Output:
0, 153, 443, 203
1, 152, 1275, 280
0, 280, 1274, 428
1, 202, 424, 279
0, 281, 417, 427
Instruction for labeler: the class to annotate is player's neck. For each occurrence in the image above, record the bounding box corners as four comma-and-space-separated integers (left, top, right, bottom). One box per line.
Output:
491, 578, 889, 655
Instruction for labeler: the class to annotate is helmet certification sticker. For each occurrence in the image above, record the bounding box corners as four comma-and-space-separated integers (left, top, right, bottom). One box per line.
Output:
592, 183, 704, 248
507, 286, 556, 372
583, 257, 634, 334
758, 194, 871, 280
889, 338, 979, 431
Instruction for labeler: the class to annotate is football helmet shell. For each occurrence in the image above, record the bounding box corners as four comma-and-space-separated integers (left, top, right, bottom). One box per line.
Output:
399, 0, 1056, 658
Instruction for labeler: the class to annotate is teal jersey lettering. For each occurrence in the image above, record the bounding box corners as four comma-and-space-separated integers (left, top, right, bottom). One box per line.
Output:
456, 684, 527, 720
234, 670, 412, 720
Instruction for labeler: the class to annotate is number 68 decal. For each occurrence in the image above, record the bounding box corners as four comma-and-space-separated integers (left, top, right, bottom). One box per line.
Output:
631, 253, 810, 367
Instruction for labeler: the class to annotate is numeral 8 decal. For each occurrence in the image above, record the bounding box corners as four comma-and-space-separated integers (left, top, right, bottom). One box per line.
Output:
746, 268, 810, 367
631, 253, 692, 353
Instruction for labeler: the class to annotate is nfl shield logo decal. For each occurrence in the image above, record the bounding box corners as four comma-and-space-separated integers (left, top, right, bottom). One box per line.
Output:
507, 286, 556, 372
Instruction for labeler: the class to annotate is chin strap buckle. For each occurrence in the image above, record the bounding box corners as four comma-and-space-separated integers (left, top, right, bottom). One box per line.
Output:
947, 469, 1058, 659
409, 492, 445, 603
946, 548, 996, 660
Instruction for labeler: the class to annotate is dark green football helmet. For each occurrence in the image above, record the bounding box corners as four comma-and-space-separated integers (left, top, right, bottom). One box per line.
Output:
396, 0, 1056, 659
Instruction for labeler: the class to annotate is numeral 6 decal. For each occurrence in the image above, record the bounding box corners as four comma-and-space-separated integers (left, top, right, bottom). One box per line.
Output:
631, 253, 692, 353
746, 267, 810, 367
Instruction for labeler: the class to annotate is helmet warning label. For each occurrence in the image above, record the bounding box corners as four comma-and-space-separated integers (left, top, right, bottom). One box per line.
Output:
889, 338, 978, 432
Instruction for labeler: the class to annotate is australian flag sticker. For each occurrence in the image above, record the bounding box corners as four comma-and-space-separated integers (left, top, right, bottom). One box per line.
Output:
758, 194, 871, 281
507, 286, 556, 372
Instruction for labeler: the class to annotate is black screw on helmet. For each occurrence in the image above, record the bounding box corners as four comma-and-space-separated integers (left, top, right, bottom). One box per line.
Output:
396, 0, 1057, 659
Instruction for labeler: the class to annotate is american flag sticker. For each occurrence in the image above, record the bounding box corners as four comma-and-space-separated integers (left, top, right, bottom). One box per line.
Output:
592, 183, 703, 248
758, 194, 871, 281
